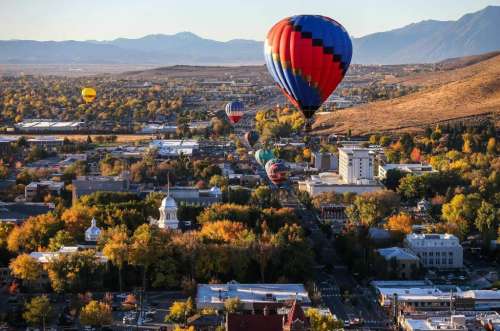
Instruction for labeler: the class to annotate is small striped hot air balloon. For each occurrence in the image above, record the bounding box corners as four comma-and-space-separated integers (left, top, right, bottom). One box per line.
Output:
264, 15, 352, 128
225, 101, 245, 124
81, 87, 96, 103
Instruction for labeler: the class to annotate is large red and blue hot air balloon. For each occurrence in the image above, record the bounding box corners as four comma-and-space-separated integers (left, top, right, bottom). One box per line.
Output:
264, 15, 352, 126
225, 101, 245, 124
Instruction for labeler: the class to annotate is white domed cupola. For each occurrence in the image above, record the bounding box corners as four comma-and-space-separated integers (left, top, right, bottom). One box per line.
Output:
85, 217, 101, 242
158, 194, 179, 230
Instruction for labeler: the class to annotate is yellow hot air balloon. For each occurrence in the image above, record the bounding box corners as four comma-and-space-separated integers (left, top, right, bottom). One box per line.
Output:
81, 87, 96, 103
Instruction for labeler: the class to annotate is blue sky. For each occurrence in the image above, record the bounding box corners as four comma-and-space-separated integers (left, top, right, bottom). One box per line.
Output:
1, 0, 499, 41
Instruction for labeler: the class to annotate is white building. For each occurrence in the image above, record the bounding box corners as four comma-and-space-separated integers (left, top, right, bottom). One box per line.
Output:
404, 234, 463, 269
339, 147, 375, 184
15, 120, 85, 132
196, 282, 311, 310
378, 163, 437, 179
30, 246, 108, 264
150, 139, 199, 157
461, 290, 500, 310
298, 172, 383, 197
85, 218, 101, 242
150, 194, 179, 230
374, 284, 456, 310
400, 315, 467, 331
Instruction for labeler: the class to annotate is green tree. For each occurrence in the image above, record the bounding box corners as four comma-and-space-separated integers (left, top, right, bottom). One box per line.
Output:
442, 194, 481, 238
306, 308, 343, 331
79, 300, 113, 327
251, 185, 274, 208
383, 169, 407, 191
346, 191, 400, 227
48, 230, 76, 251
102, 225, 129, 292
209, 175, 228, 188
45, 250, 102, 293
165, 297, 195, 323
475, 201, 498, 240
224, 297, 243, 313
128, 224, 167, 290
10, 253, 42, 285
23, 296, 52, 328
397, 175, 424, 200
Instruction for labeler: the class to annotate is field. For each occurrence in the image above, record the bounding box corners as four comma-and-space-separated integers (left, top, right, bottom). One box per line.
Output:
314, 53, 500, 135
9, 134, 156, 144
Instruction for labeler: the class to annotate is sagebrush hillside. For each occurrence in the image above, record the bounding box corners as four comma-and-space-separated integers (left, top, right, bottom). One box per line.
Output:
314, 53, 500, 135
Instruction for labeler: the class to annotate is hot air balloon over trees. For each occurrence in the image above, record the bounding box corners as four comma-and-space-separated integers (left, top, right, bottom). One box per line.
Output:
255, 149, 275, 167
264, 15, 352, 129
244, 131, 259, 148
265, 158, 277, 174
265, 159, 289, 187
225, 101, 245, 124
81, 87, 96, 103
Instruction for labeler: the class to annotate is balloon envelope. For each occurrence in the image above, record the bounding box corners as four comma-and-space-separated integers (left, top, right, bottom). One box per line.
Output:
244, 131, 260, 147
264, 15, 352, 120
265, 159, 289, 186
81, 87, 96, 103
255, 149, 274, 167
225, 101, 245, 124
265, 158, 278, 173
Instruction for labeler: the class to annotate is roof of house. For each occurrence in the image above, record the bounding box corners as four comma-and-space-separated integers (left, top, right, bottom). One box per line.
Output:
187, 314, 223, 327
284, 300, 309, 329
461, 290, 500, 300
377, 247, 420, 261
197, 283, 311, 306
0, 202, 53, 222
368, 227, 392, 240
226, 313, 283, 331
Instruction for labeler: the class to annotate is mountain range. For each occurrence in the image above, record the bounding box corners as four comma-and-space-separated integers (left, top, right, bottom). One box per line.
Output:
0, 6, 499, 65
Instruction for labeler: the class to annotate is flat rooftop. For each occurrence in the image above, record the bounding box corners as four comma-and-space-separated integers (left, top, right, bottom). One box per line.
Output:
197, 283, 311, 305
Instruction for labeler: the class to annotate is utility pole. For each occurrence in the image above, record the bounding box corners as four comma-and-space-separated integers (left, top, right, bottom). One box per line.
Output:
393, 293, 399, 324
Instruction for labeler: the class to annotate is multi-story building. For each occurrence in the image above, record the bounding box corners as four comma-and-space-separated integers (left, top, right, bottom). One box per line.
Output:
338, 147, 375, 184
311, 152, 338, 171
404, 233, 463, 269
71, 175, 131, 204
377, 247, 420, 279
25, 180, 64, 202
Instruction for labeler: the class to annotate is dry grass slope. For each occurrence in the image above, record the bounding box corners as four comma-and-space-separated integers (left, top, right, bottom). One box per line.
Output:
314, 54, 500, 135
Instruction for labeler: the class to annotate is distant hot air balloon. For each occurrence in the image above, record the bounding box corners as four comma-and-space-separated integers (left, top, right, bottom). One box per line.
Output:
81, 87, 96, 103
244, 130, 259, 148
264, 15, 352, 128
265, 159, 289, 187
265, 157, 277, 173
255, 149, 274, 167
225, 101, 245, 124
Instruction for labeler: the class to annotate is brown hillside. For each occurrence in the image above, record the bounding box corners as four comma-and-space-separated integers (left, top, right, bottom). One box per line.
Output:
314, 54, 500, 135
